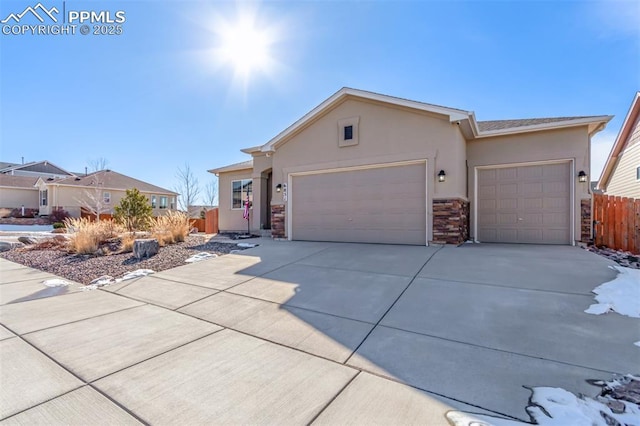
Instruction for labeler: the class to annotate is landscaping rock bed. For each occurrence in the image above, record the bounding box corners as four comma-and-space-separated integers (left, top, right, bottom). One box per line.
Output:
0, 236, 249, 284
584, 245, 640, 269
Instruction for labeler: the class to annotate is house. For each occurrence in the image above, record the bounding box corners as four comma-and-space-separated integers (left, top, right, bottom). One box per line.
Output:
0, 160, 178, 217
209, 88, 612, 246
597, 92, 640, 199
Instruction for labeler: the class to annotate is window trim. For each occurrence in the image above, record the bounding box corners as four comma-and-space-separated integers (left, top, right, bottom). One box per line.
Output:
159, 196, 168, 209
231, 178, 253, 210
151, 195, 157, 209
103, 191, 111, 204
40, 189, 48, 207
338, 116, 360, 147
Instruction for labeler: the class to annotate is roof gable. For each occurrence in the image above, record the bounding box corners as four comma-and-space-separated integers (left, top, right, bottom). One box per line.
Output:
598, 92, 640, 190
0, 160, 73, 176
51, 170, 178, 195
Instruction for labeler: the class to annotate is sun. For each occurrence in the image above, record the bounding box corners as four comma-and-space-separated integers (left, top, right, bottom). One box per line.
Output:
215, 12, 275, 83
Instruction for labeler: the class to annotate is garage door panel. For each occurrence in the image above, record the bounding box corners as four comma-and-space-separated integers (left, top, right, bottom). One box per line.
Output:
477, 162, 570, 244
292, 164, 426, 245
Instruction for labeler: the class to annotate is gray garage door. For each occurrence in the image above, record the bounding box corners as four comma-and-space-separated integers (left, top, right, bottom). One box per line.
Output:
477, 163, 571, 244
291, 163, 426, 245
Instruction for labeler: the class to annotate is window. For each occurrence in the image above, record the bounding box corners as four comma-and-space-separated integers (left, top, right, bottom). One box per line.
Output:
170, 197, 176, 209
160, 196, 168, 209
151, 195, 157, 209
103, 192, 111, 204
338, 116, 360, 147
39, 189, 48, 206
232, 179, 252, 209
344, 125, 353, 140
637, 166, 640, 181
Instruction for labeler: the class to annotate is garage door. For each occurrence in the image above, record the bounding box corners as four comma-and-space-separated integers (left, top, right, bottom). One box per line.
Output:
477, 163, 571, 244
291, 163, 426, 245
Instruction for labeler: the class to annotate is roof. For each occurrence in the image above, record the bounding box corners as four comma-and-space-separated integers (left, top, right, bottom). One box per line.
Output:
0, 174, 39, 189
0, 160, 73, 176
477, 116, 609, 132
50, 170, 178, 195
208, 160, 254, 174
0, 162, 19, 170
598, 92, 640, 191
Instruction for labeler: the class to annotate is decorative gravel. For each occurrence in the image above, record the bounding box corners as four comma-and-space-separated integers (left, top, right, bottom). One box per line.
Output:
0, 235, 248, 284
583, 245, 640, 269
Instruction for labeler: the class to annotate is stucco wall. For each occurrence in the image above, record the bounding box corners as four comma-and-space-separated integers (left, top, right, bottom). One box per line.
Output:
0, 188, 38, 209
269, 97, 467, 239
467, 126, 591, 242
217, 168, 254, 232
606, 114, 640, 198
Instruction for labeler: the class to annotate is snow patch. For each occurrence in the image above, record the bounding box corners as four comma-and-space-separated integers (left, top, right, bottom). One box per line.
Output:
42, 279, 70, 287
237, 243, 257, 248
185, 252, 217, 263
635, 341, 640, 347
121, 269, 154, 281
447, 375, 640, 426
585, 266, 640, 318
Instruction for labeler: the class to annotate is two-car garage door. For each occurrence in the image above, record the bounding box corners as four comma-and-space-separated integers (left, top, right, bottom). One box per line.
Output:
477, 162, 571, 244
291, 163, 426, 245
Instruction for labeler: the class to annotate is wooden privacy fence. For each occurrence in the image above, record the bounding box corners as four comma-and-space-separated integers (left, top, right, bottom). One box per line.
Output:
189, 218, 205, 232
593, 194, 640, 254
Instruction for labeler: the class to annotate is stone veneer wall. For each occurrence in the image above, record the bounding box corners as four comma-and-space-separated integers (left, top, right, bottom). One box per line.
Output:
271, 204, 285, 239
581, 199, 591, 242
432, 199, 469, 245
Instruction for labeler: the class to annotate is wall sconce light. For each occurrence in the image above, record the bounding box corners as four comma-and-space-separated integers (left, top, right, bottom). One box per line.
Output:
437, 170, 446, 183
578, 171, 587, 183
276, 184, 282, 192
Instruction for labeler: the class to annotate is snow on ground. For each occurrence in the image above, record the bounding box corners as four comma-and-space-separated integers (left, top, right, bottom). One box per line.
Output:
585, 266, 640, 318
185, 252, 217, 263
81, 269, 155, 290
237, 243, 258, 248
447, 375, 640, 426
42, 278, 70, 287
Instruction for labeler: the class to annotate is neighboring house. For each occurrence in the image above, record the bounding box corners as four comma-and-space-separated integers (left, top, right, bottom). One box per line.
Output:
597, 92, 640, 199
187, 205, 217, 218
209, 88, 611, 246
0, 160, 178, 217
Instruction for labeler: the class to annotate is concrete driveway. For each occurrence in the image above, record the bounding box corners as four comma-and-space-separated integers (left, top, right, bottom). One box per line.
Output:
1, 240, 638, 424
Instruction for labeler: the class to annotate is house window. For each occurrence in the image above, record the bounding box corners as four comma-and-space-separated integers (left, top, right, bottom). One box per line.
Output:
40, 189, 48, 206
338, 116, 360, 147
160, 196, 168, 209
232, 179, 252, 209
151, 195, 157, 209
103, 192, 111, 204
344, 125, 353, 140
636, 166, 640, 181
170, 197, 175, 209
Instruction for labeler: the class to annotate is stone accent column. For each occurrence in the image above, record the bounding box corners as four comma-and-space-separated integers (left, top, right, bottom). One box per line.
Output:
271, 204, 285, 239
432, 199, 469, 245
581, 199, 592, 242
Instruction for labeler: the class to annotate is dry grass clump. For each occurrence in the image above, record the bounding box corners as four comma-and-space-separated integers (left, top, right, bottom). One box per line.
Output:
0, 208, 12, 218
151, 211, 191, 246
119, 232, 137, 253
64, 218, 125, 255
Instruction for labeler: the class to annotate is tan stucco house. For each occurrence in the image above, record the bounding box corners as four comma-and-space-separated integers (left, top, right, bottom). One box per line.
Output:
597, 92, 640, 199
0, 161, 178, 217
210, 88, 612, 246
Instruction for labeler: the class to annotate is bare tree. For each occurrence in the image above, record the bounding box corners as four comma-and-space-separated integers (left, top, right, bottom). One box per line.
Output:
204, 179, 218, 207
76, 170, 109, 219
175, 163, 201, 211
88, 157, 109, 172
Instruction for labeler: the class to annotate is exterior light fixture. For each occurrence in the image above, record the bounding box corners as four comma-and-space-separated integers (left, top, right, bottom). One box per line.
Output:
276, 184, 282, 192
437, 170, 446, 182
578, 171, 587, 183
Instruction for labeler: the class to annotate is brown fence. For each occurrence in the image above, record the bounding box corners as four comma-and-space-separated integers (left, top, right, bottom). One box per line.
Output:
190, 218, 205, 232
205, 208, 218, 234
593, 194, 640, 254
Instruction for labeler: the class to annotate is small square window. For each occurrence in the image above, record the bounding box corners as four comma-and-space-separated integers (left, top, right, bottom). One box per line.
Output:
344, 125, 353, 140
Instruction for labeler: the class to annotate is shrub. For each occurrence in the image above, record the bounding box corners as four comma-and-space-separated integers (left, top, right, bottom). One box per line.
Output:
49, 208, 70, 224
64, 217, 124, 255
114, 188, 153, 232
52, 222, 65, 229
152, 211, 191, 246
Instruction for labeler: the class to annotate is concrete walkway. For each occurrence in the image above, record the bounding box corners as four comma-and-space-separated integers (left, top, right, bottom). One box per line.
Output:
1, 240, 638, 425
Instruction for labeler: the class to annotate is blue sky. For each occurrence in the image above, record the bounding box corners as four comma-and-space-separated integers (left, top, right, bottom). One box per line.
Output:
1, 0, 638, 205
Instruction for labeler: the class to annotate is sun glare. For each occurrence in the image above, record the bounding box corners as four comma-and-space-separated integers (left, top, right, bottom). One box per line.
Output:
215, 12, 276, 84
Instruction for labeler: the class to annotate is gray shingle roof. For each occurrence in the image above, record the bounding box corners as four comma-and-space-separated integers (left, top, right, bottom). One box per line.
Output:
477, 116, 604, 132
208, 160, 254, 174
55, 170, 177, 195
0, 174, 39, 188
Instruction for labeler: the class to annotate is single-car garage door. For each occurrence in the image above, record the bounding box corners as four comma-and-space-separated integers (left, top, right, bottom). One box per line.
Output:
291, 163, 426, 245
477, 162, 571, 244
